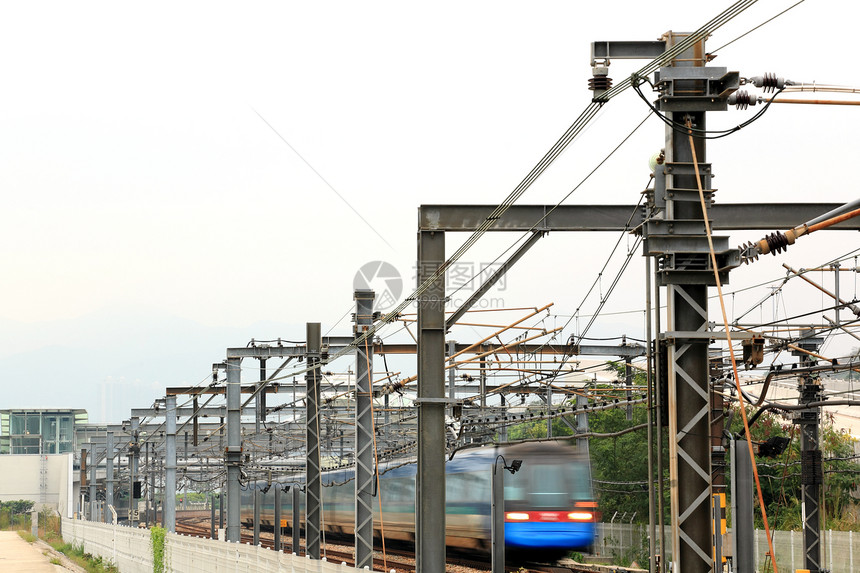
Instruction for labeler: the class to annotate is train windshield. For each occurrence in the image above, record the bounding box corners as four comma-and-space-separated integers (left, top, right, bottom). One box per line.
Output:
507, 461, 591, 507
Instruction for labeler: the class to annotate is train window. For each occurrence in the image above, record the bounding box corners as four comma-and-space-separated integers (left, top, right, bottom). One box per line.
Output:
529, 464, 567, 508
446, 472, 470, 503
566, 462, 593, 500
504, 471, 527, 502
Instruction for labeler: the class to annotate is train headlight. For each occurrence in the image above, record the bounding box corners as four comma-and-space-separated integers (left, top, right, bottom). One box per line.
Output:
567, 512, 593, 521
505, 512, 530, 521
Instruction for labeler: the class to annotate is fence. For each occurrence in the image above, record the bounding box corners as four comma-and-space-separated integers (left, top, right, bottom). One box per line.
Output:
596, 522, 859, 571
61, 518, 368, 573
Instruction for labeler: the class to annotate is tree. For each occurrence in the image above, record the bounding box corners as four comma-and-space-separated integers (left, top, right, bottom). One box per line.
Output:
1, 500, 34, 515
505, 369, 860, 532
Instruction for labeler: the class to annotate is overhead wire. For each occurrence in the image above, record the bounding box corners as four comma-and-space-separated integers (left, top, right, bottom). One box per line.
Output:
230, 0, 765, 410
708, 0, 807, 55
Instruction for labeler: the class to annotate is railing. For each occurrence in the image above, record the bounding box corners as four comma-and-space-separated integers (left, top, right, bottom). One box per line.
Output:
61, 518, 368, 573
596, 522, 858, 571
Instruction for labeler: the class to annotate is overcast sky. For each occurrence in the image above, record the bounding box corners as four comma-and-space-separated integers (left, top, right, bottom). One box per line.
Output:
2, 1, 858, 421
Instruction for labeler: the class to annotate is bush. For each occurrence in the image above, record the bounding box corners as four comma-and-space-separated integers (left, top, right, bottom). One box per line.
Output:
1, 500, 34, 515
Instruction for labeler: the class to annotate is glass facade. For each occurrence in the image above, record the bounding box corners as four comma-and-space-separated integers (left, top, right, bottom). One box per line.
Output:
0, 410, 88, 454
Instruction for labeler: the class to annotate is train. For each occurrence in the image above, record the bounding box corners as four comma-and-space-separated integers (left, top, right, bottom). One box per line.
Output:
240, 440, 595, 558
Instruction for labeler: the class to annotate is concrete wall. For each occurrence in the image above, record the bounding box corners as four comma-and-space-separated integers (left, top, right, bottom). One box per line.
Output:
0, 453, 73, 516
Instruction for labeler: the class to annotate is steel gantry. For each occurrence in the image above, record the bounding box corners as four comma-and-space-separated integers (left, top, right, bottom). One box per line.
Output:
414, 200, 859, 572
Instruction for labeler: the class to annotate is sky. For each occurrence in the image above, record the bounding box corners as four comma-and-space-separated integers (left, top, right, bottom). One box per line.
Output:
2, 0, 859, 422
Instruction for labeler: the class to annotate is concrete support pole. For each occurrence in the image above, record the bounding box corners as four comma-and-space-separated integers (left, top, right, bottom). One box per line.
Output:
165, 394, 177, 533
225, 356, 242, 542
274, 487, 282, 551
416, 230, 446, 573
305, 322, 323, 560
104, 432, 114, 523
354, 290, 375, 569
88, 444, 97, 521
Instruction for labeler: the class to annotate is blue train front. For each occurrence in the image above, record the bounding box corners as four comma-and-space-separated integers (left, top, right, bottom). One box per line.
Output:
444, 441, 595, 554
242, 440, 595, 559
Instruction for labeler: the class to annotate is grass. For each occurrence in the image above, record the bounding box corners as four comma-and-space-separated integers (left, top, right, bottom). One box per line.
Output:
47, 540, 120, 573
16, 530, 36, 543
4, 515, 119, 573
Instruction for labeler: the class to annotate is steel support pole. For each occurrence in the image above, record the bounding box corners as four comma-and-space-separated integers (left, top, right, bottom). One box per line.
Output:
149, 443, 156, 526
210, 493, 216, 539
730, 437, 754, 572
144, 442, 150, 525
165, 394, 177, 533
129, 417, 139, 527
491, 461, 505, 573
546, 382, 553, 437
253, 489, 260, 545
225, 356, 242, 542
665, 219, 712, 570
354, 290, 375, 569
219, 490, 224, 530
625, 361, 633, 421
416, 229, 446, 573
89, 444, 97, 521
575, 394, 589, 455
644, 255, 657, 573
274, 487, 282, 551
661, 34, 715, 573
105, 432, 114, 523
292, 485, 300, 554
796, 346, 823, 572
305, 322, 323, 560
654, 268, 665, 561
448, 339, 457, 420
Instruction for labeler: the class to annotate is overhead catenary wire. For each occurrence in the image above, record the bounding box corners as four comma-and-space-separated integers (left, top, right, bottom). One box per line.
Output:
230, 0, 765, 411
708, 0, 807, 55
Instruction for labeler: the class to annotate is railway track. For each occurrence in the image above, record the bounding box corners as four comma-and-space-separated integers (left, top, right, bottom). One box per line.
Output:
173, 517, 608, 573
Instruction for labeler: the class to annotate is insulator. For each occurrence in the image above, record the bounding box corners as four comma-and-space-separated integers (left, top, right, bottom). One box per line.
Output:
750, 72, 785, 93
738, 241, 759, 264
588, 75, 613, 91
764, 231, 790, 255
728, 90, 757, 109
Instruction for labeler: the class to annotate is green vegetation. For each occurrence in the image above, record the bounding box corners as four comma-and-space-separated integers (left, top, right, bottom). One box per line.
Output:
1, 499, 34, 515
0, 500, 34, 531
151, 525, 166, 573
47, 541, 120, 573
506, 362, 860, 564
0, 502, 119, 573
